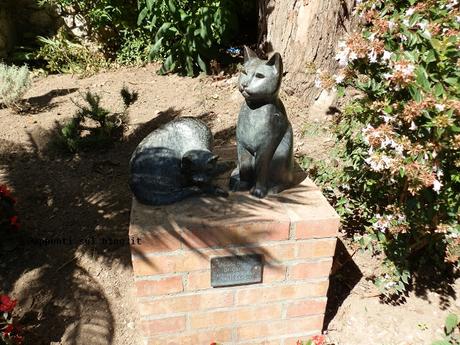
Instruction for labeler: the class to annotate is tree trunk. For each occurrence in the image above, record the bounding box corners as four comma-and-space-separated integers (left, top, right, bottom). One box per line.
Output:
258, 0, 356, 106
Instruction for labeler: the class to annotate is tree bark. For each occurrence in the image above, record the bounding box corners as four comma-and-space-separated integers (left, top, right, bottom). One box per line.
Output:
258, 0, 357, 106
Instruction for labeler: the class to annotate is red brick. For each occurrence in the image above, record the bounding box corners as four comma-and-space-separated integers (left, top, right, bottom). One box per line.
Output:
296, 239, 337, 259
186, 270, 210, 291
264, 265, 286, 283
132, 231, 182, 255
132, 255, 177, 276
140, 291, 234, 316
147, 328, 232, 345
236, 281, 329, 306
141, 316, 186, 336
286, 299, 327, 318
190, 304, 282, 329
180, 221, 290, 249
236, 315, 324, 340
289, 260, 333, 280
295, 218, 340, 239
135, 276, 183, 297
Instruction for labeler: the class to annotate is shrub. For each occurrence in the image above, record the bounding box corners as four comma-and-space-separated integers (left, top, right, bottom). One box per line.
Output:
0, 185, 19, 233
0, 64, 31, 110
58, 87, 137, 152
138, 0, 240, 76
311, 0, 460, 295
38, 0, 140, 58
0, 294, 23, 345
37, 30, 108, 75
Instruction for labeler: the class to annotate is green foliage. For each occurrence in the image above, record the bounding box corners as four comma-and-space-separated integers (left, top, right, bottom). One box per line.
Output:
311, 0, 460, 295
58, 88, 137, 152
0, 63, 31, 109
431, 313, 460, 345
138, 0, 240, 76
37, 31, 108, 75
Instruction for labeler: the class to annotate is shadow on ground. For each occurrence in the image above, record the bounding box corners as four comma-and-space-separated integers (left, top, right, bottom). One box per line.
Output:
0, 107, 183, 344
323, 239, 362, 330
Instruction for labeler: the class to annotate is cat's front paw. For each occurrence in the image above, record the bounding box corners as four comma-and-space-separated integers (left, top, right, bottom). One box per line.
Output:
251, 187, 268, 198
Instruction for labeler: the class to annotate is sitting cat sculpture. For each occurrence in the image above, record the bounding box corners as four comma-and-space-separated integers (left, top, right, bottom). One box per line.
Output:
230, 46, 294, 198
130, 117, 228, 205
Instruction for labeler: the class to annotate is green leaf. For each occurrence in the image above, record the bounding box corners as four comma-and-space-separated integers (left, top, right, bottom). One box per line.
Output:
434, 83, 445, 97
416, 67, 431, 91
137, 7, 149, 25
197, 54, 207, 73
409, 85, 422, 102
150, 37, 164, 54
337, 86, 345, 98
168, 0, 177, 14
146, 0, 154, 11
445, 313, 458, 335
445, 78, 458, 86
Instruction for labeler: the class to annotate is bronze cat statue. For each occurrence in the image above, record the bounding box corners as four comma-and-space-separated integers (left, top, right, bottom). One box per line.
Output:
230, 47, 294, 198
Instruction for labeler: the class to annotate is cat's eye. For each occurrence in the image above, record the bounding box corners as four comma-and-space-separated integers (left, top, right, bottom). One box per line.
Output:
255, 73, 265, 78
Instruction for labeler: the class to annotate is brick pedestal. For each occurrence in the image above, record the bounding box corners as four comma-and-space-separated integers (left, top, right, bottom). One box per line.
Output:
129, 147, 339, 345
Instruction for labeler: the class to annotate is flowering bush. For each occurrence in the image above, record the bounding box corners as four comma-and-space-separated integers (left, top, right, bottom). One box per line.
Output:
0, 294, 23, 345
312, 0, 460, 294
0, 185, 19, 233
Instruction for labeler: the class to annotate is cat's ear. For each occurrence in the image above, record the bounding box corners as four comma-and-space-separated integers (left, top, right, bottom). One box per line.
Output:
266, 52, 283, 75
207, 155, 219, 166
243, 46, 258, 63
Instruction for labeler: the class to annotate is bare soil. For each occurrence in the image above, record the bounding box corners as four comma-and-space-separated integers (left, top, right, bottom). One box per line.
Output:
0, 64, 458, 345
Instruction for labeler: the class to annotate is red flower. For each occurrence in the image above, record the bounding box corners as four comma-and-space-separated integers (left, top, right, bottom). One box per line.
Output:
311, 335, 326, 345
0, 295, 17, 312
2, 323, 14, 335
0, 185, 11, 198
9, 215, 19, 229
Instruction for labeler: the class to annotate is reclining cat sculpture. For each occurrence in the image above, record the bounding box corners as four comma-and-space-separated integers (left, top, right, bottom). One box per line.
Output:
230, 46, 294, 198
129, 117, 227, 205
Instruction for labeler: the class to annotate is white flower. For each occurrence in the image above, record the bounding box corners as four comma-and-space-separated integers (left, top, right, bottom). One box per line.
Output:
382, 50, 393, 61
406, 8, 415, 16
417, 21, 428, 31
388, 20, 396, 31
403, 19, 411, 27
456, 16, 460, 23
435, 104, 445, 111
436, 168, 443, 178
335, 47, 351, 67
433, 179, 442, 193
410, 121, 418, 130
383, 72, 393, 80
348, 51, 357, 62
368, 50, 378, 63
315, 77, 322, 88
382, 115, 393, 123
399, 34, 408, 42
334, 74, 345, 84
446, 0, 459, 10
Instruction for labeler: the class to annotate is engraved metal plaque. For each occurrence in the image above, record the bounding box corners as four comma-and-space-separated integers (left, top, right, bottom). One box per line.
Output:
211, 254, 263, 287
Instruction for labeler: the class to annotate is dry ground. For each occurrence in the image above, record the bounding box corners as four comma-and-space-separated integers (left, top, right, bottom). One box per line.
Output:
0, 64, 458, 345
